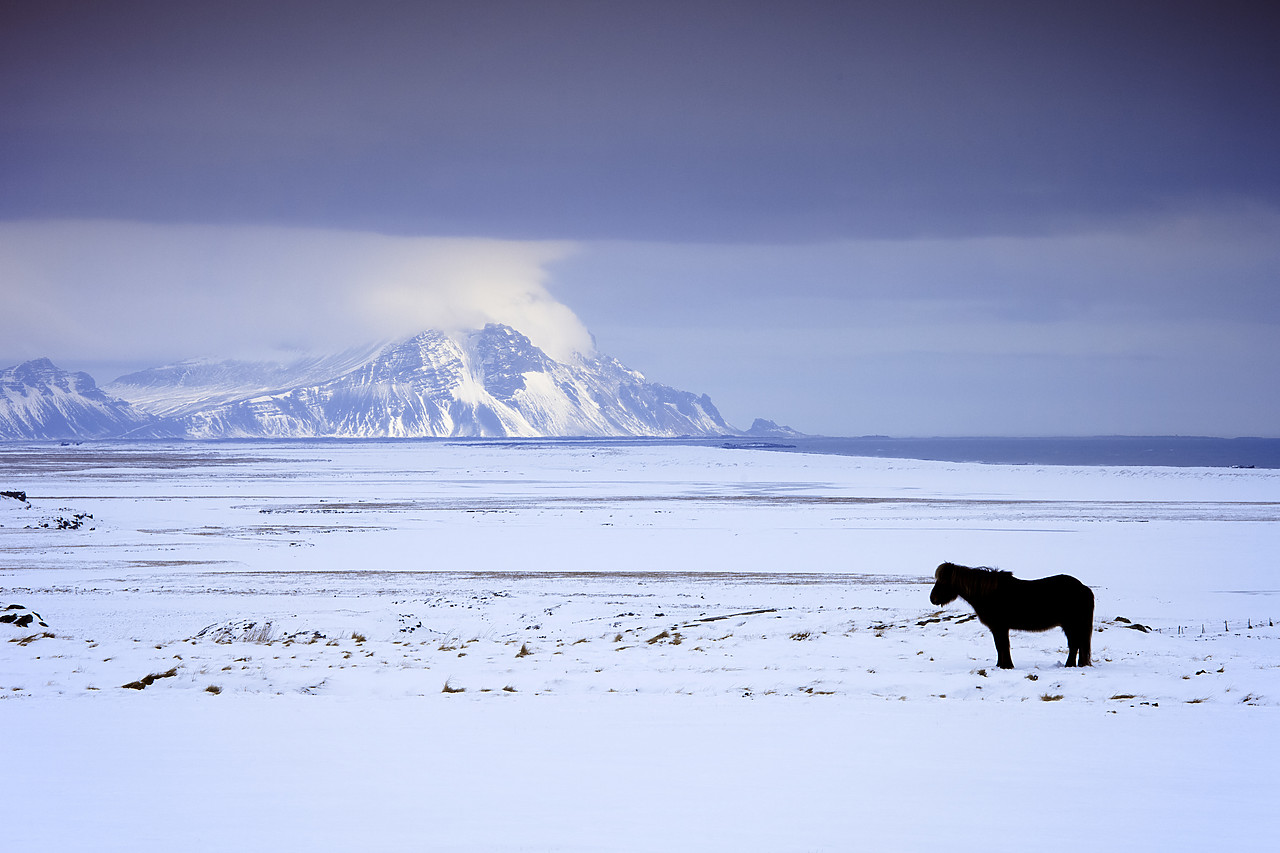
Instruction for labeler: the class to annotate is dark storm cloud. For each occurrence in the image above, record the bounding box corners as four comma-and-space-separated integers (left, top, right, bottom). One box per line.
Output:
546, 214, 1280, 436
3, 1, 1279, 437
3, 0, 1277, 240
552, 210, 1280, 329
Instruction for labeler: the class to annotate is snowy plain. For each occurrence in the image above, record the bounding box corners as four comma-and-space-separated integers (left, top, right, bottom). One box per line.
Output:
2, 439, 1278, 851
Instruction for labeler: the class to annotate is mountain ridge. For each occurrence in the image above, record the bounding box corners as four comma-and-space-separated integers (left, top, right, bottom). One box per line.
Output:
1, 325, 770, 440
0, 358, 157, 439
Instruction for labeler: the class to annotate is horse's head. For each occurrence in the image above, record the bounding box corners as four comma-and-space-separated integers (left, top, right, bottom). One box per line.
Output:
929, 562, 960, 606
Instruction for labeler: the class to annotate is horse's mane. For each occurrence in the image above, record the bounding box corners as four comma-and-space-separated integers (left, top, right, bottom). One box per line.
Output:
938, 562, 1011, 599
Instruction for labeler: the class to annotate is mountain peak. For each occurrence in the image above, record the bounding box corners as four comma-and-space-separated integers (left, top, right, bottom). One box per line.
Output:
746, 418, 805, 438
469, 323, 553, 400
3, 325, 754, 440
1, 358, 155, 439
4, 358, 97, 395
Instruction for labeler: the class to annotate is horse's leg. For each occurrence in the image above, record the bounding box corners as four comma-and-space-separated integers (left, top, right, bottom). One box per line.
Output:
1059, 625, 1080, 666
1063, 623, 1091, 667
991, 627, 1014, 669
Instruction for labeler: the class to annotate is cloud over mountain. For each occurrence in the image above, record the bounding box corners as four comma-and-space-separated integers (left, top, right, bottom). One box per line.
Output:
0, 220, 590, 372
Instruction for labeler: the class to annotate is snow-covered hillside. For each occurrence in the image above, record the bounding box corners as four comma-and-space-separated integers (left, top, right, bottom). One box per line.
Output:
101, 345, 387, 419
105, 324, 735, 438
2, 325, 739, 439
0, 358, 155, 439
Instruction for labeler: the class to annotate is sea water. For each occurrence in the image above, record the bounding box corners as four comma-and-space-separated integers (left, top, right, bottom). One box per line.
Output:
718, 435, 1280, 468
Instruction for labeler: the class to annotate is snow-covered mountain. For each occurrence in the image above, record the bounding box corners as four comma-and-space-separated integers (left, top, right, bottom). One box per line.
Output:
84, 324, 738, 439
104, 345, 386, 419
0, 358, 157, 440
744, 418, 804, 438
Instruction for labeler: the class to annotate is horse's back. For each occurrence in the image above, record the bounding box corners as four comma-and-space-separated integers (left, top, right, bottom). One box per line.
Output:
1045, 574, 1094, 607
999, 573, 1093, 630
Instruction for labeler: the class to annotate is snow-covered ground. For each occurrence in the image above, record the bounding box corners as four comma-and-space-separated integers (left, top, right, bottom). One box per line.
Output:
2, 440, 1278, 850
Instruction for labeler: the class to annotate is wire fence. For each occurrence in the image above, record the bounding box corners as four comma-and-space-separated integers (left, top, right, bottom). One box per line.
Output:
1167, 618, 1276, 636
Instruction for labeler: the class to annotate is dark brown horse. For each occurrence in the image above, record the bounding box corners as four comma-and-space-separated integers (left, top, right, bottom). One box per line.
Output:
929, 562, 1094, 669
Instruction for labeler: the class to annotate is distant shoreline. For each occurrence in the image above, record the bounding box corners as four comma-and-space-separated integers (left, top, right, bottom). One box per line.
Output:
7, 433, 1280, 469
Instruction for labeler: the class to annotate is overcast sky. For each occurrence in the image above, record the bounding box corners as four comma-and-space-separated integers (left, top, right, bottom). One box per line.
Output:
2, 1, 1278, 435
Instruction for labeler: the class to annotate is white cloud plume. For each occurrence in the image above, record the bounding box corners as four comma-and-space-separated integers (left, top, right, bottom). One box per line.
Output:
0, 220, 592, 372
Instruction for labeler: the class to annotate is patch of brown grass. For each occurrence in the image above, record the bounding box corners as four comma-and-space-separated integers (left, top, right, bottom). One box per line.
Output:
9, 632, 54, 646
122, 667, 179, 690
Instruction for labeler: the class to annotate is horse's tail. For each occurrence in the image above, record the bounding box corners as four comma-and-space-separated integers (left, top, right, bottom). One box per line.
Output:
1078, 581, 1095, 665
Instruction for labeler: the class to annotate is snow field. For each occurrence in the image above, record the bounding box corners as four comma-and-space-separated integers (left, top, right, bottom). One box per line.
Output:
5, 574, 1278, 706
2, 440, 1278, 850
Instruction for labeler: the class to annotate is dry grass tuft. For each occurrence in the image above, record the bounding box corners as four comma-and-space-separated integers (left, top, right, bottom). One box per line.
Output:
122, 667, 179, 690
9, 632, 55, 646
243, 622, 277, 644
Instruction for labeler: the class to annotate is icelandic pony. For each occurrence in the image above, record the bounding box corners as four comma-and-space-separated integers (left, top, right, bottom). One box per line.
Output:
929, 562, 1094, 669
